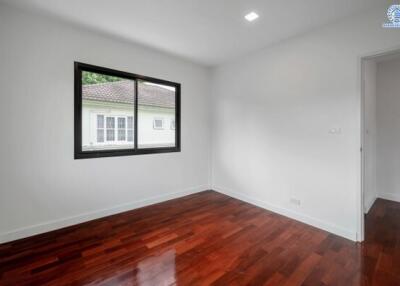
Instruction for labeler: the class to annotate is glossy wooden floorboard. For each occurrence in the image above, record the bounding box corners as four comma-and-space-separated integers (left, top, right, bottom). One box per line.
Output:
363, 198, 400, 286
0, 191, 399, 286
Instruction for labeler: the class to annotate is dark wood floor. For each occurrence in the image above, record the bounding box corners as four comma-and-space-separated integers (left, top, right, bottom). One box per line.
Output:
0, 191, 399, 286
363, 198, 400, 286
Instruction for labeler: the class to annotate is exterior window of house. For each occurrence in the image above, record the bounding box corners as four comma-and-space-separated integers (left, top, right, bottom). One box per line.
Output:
95, 115, 132, 145
106, 117, 115, 141
75, 62, 180, 159
153, 118, 164, 130
127, 116, 133, 142
118, 117, 126, 141
97, 115, 104, 143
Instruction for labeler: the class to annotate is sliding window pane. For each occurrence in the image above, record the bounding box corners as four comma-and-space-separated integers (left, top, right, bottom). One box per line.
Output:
81, 71, 135, 151
138, 81, 176, 149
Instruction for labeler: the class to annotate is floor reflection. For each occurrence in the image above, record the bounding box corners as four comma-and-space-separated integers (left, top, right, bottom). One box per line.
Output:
137, 249, 176, 286
2, 192, 400, 285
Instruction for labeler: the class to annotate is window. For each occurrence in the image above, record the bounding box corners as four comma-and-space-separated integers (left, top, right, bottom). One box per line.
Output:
97, 115, 104, 143
106, 117, 115, 142
138, 81, 177, 149
118, 117, 126, 141
94, 115, 132, 146
127, 116, 133, 142
153, 118, 164, 130
75, 62, 180, 159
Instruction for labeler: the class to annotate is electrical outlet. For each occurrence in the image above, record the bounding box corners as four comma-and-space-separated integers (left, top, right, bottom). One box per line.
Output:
290, 198, 301, 206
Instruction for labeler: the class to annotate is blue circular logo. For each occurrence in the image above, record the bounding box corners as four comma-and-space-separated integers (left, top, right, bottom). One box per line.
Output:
387, 5, 400, 23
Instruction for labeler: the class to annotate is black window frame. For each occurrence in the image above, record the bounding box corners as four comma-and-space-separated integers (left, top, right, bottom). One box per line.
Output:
74, 62, 181, 159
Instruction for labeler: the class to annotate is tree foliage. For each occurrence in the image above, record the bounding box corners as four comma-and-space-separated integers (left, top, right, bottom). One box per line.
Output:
82, 71, 123, 85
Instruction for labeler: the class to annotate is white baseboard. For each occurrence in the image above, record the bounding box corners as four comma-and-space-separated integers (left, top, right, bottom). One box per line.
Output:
379, 192, 400, 203
364, 196, 377, 214
214, 186, 357, 241
0, 185, 208, 244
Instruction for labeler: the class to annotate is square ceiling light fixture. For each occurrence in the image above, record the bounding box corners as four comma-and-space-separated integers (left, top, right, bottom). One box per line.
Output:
245, 12, 259, 22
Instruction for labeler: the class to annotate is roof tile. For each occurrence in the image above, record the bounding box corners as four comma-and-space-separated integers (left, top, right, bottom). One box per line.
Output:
82, 80, 175, 108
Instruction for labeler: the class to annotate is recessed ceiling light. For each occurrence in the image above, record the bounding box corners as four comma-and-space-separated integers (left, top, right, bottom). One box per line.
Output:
245, 12, 259, 22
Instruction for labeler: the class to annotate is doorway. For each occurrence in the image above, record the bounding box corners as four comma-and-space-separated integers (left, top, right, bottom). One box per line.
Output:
361, 49, 400, 242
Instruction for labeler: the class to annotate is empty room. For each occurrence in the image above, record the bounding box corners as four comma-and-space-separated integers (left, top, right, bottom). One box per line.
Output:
1, 0, 400, 285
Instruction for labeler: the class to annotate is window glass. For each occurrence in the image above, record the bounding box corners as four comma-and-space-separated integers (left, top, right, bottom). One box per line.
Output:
75, 63, 180, 158
127, 116, 134, 142
118, 117, 126, 141
138, 81, 176, 149
106, 117, 115, 141
153, 118, 164, 130
81, 70, 134, 151
97, 115, 104, 143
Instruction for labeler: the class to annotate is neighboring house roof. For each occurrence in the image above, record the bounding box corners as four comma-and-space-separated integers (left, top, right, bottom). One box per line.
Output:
82, 80, 175, 108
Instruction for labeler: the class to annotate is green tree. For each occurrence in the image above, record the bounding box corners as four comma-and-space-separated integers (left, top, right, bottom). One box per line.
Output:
82, 71, 124, 85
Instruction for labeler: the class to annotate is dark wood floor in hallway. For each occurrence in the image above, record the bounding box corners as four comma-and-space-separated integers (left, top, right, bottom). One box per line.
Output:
0, 191, 399, 286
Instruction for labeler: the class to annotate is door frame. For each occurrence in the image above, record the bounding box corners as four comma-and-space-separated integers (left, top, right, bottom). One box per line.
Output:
358, 46, 400, 242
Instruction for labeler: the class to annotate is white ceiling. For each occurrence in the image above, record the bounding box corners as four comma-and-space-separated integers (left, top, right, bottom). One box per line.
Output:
1, 0, 386, 66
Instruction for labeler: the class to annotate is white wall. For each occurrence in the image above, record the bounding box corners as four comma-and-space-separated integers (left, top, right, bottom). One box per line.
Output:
211, 4, 400, 241
0, 4, 211, 243
2, 2, 400, 244
376, 58, 400, 203
363, 60, 377, 213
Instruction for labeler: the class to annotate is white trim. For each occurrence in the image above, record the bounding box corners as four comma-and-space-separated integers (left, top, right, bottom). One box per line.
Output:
214, 186, 357, 241
0, 185, 208, 244
364, 196, 377, 214
359, 56, 366, 242
379, 193, 400, 203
